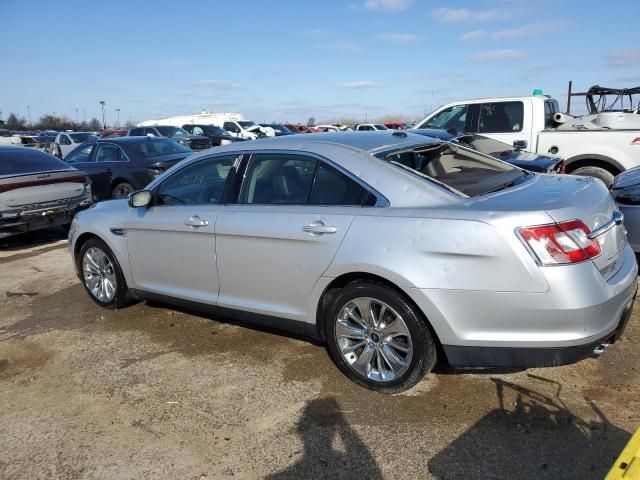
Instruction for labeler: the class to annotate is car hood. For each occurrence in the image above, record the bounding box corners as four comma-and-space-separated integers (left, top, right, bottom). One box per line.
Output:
612, 166, 640, 189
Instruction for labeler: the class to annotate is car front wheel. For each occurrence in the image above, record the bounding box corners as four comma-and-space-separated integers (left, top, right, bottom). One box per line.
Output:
78, 238, 131, 309
325, 281, 437, 393
112, 182, 134, 199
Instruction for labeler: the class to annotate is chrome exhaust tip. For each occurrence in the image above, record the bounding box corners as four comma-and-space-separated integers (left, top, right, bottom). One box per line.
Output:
592, 343, 609, 357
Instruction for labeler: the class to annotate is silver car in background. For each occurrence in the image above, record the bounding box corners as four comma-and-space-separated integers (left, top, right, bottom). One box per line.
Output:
68, 132, 637, 393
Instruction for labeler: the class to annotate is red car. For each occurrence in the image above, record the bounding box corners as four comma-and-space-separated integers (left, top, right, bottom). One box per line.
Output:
384, 123, 406, 130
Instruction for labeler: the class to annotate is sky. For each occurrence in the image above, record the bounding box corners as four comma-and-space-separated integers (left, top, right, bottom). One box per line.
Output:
1, 0, 639, 126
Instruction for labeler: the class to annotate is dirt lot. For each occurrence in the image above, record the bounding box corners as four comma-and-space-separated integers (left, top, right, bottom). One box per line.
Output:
1, 231, 638, 479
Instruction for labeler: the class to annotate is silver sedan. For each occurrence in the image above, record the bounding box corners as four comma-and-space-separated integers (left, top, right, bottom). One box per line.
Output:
69, 132, 637, 393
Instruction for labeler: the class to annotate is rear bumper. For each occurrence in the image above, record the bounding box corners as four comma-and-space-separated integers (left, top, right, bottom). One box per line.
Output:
0, 196, 91, 238
443, 292, 635, 367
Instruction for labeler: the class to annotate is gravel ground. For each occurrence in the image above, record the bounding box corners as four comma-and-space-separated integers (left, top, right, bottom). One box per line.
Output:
0, 234, 638, 479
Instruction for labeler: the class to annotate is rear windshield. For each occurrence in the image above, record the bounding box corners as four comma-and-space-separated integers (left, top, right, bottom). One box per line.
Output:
0, 148, 75, 176
155, 126, 189, 137
377, 142, 529, 197
70, 133, 98, 143
129, 139, 192, 157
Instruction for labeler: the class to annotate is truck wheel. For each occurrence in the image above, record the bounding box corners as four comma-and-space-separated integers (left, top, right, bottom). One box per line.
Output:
571, 166, 615, 187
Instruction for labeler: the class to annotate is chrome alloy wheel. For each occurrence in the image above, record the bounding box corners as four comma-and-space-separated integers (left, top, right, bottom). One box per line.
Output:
335, 297, 413, 382
82, 247, 117, 302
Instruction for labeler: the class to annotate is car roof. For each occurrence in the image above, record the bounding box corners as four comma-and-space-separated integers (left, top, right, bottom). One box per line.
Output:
215, 131, 439, 155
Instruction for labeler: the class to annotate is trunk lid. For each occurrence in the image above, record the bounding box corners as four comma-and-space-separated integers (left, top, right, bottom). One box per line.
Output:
0, 170, 88, 207
481, 174, 626, 278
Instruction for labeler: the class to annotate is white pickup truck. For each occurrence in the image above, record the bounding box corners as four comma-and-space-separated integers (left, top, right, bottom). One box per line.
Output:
413, 94, 640, 185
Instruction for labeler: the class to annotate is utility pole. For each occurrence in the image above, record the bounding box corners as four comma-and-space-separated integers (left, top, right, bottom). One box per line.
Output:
115, 108, 121, 129
75, 108, 79, 126
99, 100, 106, 130
27, 105, 32, 128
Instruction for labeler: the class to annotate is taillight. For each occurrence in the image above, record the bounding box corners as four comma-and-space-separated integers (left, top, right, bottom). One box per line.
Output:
631, 137, 640, 146
518, 220, 601, 265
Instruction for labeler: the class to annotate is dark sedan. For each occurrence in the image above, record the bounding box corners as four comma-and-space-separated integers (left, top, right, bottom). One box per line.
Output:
260, 124, 295, 136
411, 129, 564, 173
127, 126, 212, 151
181, 124, 246, 146
63, 137, 192, 200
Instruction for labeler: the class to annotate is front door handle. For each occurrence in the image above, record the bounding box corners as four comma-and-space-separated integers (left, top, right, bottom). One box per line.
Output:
184, 215, 209, 227
303, 221, 337, 235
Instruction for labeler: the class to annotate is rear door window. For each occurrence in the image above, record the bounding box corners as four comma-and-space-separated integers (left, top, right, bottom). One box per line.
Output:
479, 101, 524, 133
239, 154, 317, 205
95, 144, 124, 163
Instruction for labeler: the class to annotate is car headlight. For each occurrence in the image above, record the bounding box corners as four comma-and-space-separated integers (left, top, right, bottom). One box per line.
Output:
614, 185, 640, 205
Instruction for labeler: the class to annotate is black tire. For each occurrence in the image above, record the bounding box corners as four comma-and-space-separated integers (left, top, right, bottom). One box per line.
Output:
77, 238, 132, 309
325, 281, 437, 393
571, 165, 615, 188
111, 182, 134, 199
55, 146, 62, 158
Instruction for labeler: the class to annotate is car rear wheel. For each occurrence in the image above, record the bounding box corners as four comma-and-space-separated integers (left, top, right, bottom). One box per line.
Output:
112, 182, 134, 199
78, 238, 131, 309
325, 281, 437, 393
571, 165, 615, 188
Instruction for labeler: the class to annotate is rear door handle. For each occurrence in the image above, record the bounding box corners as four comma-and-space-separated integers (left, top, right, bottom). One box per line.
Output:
184, 215, 209, 227
303, 221, 337, 235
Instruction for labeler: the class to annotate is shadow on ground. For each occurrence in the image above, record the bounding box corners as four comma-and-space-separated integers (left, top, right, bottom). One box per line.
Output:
427, 374, 629, 480
0, 226, 67, 251
266, 397, 382, 480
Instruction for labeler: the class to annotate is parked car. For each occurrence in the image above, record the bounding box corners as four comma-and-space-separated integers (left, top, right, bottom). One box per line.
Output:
222, 121, 275, 140
64, 136, 193, 200
384, 123, 406, 130
315, 125, 341, 133
611, 167, 640, 253
101, 130, 127, 139
413, 94, 640, 186
69, 131, 637, 393
284, 124, 305, 133
127, 126, 211, 151
0, 146, 92, 238
260, 124, 294, 136
354, 124, 389, 131
411, 129, 564, 173
181, 124, 246, 146
49, 132, 99, 158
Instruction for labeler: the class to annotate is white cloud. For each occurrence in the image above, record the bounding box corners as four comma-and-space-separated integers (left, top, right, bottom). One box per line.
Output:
340, 81, 380, 89
460, 29, 486, 41
376, 32, 422, 43
432, 7, 510, 23
194, 80, 241, 89
364, 0, 412, 11
492, 21, 568, 39
325, 41, 363, 53
473, 49, 525, 61
607, 49, 640, 67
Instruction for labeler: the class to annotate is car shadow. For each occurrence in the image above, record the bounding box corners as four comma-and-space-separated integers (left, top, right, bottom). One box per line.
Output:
0, 226, 68, 251
265, 397, 383, 480
427, 374, 630, 479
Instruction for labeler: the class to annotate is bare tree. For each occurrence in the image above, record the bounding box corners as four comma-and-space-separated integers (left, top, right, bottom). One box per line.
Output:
87, 118, 102, 131
6, 113, 27, 130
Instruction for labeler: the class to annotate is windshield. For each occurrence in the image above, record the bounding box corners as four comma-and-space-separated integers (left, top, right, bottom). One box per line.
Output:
238, 121, 257, 128
131, 138, 192, 157
377, 142, 528, 197
203, 125, 229, 135
156, 126, 189, 137
70, 133, 98, 143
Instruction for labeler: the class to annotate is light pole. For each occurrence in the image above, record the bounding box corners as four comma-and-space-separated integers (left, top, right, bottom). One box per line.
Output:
99, 100, 106, 130
115, 108, 121, 129
26, 105, 32, 128
75, 108, 79, 126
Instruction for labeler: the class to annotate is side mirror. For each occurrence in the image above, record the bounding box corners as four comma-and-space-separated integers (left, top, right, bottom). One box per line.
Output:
128, 190, 152, 208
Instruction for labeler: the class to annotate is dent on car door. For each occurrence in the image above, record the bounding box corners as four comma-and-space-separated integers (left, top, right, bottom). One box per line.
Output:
215, 152, 370, 322
125, 154, 240, 303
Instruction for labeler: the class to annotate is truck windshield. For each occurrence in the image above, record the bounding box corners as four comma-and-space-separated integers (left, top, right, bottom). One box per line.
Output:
238, 121, 257, 128
377, 142, 529, 197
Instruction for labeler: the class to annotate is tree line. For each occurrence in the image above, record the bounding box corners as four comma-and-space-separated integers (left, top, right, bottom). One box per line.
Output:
1, 112, 137, 132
